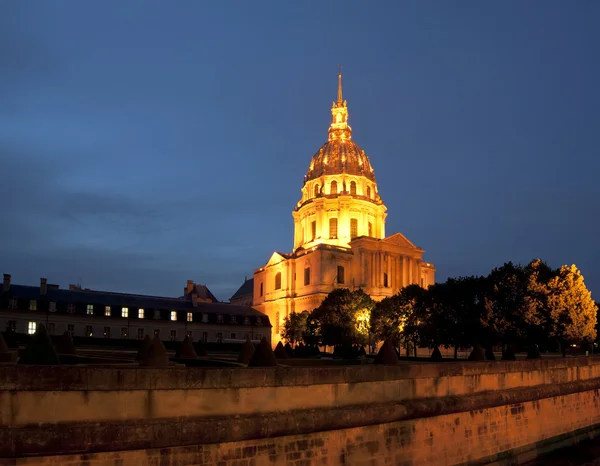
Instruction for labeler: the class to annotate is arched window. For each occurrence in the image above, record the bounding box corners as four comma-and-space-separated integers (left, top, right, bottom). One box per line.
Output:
313, 184, 319, 197
330, 180, 338, 195
350, 218, 358, 239
350, 181, 357, 195
366, 186, 371, 199
275, 272, 282, 290
329, 218, 338, 239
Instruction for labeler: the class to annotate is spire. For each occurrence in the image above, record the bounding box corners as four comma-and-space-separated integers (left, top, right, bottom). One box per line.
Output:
337, 65, 343, 104
329, 66, 352, 141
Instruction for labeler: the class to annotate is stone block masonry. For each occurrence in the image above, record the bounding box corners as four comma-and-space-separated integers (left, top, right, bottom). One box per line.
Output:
2, 358, 600, 465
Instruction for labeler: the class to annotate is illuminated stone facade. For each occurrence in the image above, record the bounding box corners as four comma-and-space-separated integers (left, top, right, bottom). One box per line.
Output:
252, 73, 435, 345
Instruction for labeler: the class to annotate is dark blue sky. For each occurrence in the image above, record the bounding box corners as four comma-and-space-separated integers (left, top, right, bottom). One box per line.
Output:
2, 1, 599, 301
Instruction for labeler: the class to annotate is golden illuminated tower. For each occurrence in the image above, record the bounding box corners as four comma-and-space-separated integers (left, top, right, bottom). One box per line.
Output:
293, 71, 387, 249
251, 71, 435, 347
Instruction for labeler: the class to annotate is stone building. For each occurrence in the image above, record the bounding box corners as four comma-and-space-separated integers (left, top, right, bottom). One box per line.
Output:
251, 73, 435, 345
0, 274, 271, 344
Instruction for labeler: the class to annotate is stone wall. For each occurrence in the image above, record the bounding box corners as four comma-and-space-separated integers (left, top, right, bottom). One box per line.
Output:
2, 358, 600, 465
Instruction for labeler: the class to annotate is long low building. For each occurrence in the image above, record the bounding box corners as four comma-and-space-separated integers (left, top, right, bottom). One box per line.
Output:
0, 274, 271, 345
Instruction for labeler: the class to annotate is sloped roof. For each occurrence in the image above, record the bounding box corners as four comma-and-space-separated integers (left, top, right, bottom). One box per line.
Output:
231, 278, 254, 301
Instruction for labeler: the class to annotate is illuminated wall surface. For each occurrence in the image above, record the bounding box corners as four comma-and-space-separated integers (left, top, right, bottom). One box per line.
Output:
253, 74, 435, 344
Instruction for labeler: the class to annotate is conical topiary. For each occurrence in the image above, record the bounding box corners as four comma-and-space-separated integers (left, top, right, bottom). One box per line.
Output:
248, 337, 277, 367
485, 347, 496, 361
140, 335, 170, 367
468, 344, 486, 361
177, 336, 198, 359
194, 340, 208, 357
273, 341, 289, 359
527, 344, 541, 359
55, 331, 77, 355
238, 338, 256, 364
284, 342, 294, 358
431, 346, 443, 362
18, 325, 60, 365
502, 346, 517, 361
2, 330, 18, 349
374, 339, 399, 365
358, 346, 367, 357
0, 332, 9, 354
136, 335, 153, 361
295, 342, 306, 357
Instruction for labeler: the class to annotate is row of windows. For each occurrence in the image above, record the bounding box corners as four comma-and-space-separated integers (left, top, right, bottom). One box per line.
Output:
311, 181, 373, 199
306, 218, 373, 242
14, 321, 262, 342
272, 264, 347, 292
5, 299, 263, 325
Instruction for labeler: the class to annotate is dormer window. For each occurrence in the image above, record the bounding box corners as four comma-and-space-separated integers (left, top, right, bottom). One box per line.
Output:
154, 310, 160, 319
230, 315, 237, 324
217, 314, 224, 324
67, 303, 76, 314
49, 301, 56, 312
187, 312, 193, 322
138, 308, 144, 319
256, 317, 262, 325
29, 300, 37, 311
86, 304, 94, 315
244, 316, 250, 325
350, 181, 356, 195
121, 307, 128, 318
104, 306, 111, 317
8, 298, 17, 309
202, 313, 209, 323
170, 311, 177, 321
330, 180, 337, 195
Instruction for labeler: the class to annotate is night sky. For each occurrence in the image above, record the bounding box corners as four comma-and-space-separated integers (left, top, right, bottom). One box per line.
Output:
2, 2, 599, 302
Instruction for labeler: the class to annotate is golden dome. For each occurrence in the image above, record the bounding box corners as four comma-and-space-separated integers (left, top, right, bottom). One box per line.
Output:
305, 139, 376, 183
304, 71, 377, 183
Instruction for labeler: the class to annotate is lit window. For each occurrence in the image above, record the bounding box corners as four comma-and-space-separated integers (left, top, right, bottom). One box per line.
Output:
368, 222, 373, 237
330, 180, 337, 195
104, 327, 111, 338
27, 322, 37, 335
202, 314, 209, 323
154, 310, 160, 319
67, 303, 75, 314
217, 314, 224, 323
170, 330, 176, 341
187, 312, 193, 322
260, 282, 263, 297
86, 304, 94, 315
329, 218, 338, 239
47, 322, 55, 334
337, 265, 345, 285
121, 328, 128, 339
121, 307, 128, 318
85, 325, 93, 337
350, 181, 356, 195
275, 272, 282, 290
230, 332, 236, 339
244, 316, 250, 325
311, 221, 316, 240
49, 302, 56, 312
104, 306, 111, 317
304, 267, 311, 286
350, 218, 358, 239
138, 308, 144, 319
171, 311, 177, 321
29, 300, 37, 311
8, 298, 17, 309
137, 328, 144, 340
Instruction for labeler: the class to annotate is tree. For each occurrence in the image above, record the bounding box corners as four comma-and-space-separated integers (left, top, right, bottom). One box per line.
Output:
281, 311, 308, 347
546, 265, 597, 348
311, 288, 374, 347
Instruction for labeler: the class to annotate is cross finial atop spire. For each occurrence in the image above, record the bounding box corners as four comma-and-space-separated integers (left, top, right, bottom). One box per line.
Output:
337, 64, 343, 104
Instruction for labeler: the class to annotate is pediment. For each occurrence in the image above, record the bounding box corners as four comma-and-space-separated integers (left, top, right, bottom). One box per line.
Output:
265, 251, 289, 267
381, 232, 420, 250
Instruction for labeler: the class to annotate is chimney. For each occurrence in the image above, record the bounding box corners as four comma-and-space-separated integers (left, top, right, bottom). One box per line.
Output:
186, 280, 194, 294
40, 278, 47, 296
2, 274, 10, 292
